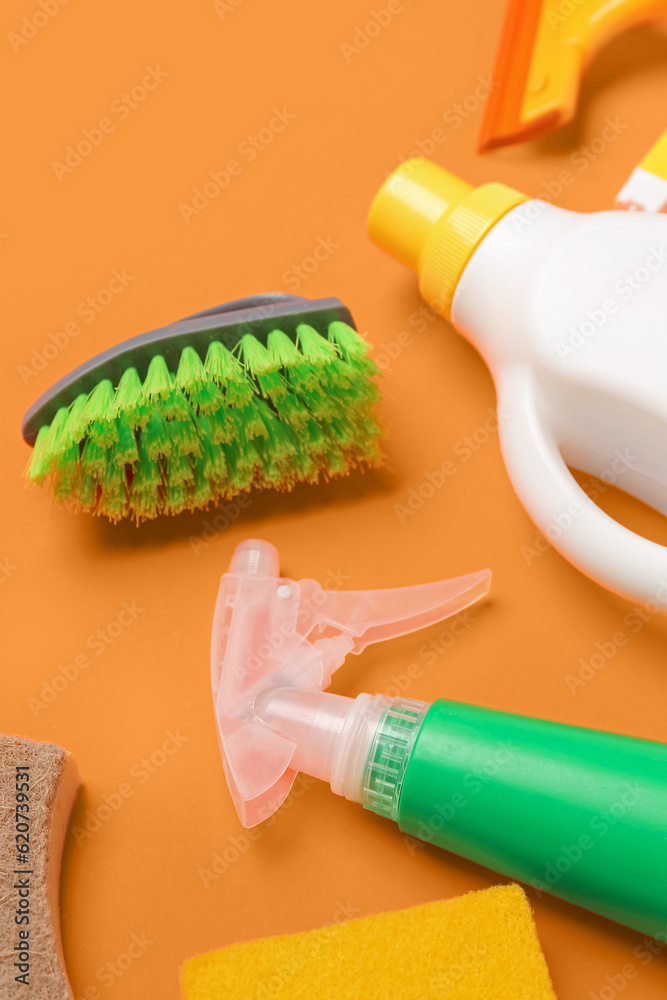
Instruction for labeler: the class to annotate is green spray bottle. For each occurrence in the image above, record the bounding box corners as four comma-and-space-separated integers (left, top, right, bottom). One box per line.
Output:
212, 540, 667, 938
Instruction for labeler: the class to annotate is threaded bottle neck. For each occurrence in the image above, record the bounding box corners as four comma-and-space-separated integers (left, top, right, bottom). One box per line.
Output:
362, 697, 430, 820
330, 693, 429, 820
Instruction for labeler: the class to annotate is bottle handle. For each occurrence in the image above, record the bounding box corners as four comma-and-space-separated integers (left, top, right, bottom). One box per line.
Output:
497, 367, 667, 610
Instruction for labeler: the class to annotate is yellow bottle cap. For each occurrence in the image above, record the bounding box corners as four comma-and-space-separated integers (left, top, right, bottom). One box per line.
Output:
367, 158, 528, 317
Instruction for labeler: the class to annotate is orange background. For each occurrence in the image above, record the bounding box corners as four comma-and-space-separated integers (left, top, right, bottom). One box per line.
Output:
3, 2, 667, 997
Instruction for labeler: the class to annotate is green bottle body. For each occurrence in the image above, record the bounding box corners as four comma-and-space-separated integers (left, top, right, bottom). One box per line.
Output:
392, 699, 667, 937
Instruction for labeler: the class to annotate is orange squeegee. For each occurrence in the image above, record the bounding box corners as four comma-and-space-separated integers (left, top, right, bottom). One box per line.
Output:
478, 0, 667, 153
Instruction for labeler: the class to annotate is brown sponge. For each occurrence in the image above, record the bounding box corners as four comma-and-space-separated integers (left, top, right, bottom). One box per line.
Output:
0, 736, 79, 999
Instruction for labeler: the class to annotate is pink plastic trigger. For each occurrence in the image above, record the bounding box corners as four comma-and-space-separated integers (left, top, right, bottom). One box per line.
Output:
296, 572, 491, 653
211, 539, 491, 828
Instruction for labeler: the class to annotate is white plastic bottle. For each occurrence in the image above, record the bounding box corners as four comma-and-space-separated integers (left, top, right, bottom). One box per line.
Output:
368, 158, 667, 610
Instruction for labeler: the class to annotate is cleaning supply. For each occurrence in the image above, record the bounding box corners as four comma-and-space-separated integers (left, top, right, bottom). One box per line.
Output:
181, 883, 557, 1000
22, 294, 382, 522
478, 0, 667, 151
0, 735, 79, 999
617, 126, 667, 211
368, 157, 667, 611
212, 539, 667, 938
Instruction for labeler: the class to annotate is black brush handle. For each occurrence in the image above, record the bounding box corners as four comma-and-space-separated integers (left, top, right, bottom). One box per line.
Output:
21, 294, 356, 445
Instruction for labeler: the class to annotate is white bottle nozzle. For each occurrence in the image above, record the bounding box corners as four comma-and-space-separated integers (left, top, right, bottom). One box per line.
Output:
211, 540, 491, 828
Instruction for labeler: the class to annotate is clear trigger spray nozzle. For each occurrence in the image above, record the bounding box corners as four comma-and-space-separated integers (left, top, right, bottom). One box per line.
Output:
211, 540, 491, 827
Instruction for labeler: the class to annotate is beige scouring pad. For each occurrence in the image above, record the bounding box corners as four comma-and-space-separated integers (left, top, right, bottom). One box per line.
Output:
0, 736, 79, 999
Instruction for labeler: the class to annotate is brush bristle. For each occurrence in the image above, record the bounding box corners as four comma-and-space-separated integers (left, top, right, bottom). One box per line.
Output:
26, 323, 383, 522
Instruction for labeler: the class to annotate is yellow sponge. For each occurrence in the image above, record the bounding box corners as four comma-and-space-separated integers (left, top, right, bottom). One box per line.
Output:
181, 883, 556, 1000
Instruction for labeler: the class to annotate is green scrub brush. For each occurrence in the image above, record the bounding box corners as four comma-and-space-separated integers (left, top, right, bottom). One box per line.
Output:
21, 294, 382, 522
